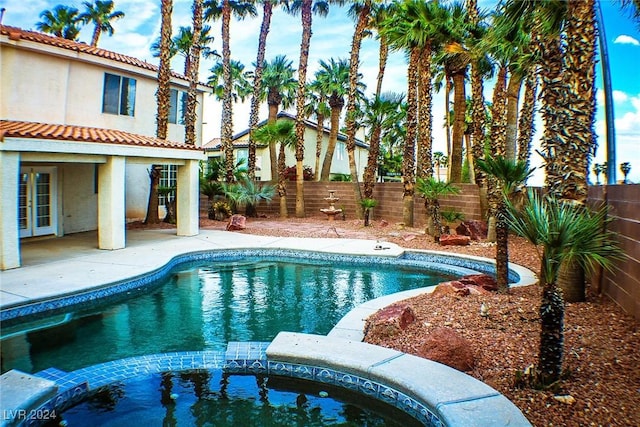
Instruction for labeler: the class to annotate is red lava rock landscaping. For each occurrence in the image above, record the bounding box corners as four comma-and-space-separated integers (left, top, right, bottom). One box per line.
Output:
363, 304, 416, 339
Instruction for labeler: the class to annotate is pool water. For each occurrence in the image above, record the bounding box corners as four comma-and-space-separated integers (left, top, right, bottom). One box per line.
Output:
43, 370, 422, 427
1, 257, 454, 374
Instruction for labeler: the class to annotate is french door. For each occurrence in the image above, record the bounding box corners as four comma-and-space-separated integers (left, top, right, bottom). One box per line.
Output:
19, 167, 58, 238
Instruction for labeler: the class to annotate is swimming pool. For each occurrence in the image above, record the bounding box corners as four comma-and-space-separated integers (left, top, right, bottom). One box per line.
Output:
0, 247, 529, 425
1, 250, 472, 374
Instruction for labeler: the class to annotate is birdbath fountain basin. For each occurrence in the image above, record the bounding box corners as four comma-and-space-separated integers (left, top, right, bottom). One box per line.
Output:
320, 190, 342, 221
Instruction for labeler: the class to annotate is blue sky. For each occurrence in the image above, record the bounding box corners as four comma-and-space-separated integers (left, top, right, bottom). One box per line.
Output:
2, 0, 639, 183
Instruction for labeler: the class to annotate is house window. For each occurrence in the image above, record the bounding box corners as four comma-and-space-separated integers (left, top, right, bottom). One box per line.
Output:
169, 89, 188, 124
236, 149, 248, 169
102, 73, 136, 116
159, 165, 177, 206
336, 142, 346, 161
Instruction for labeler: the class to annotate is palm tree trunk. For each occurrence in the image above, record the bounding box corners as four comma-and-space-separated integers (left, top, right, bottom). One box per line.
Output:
495, 200, 509, 291
417, 44, 434, 180
278, 143, 288, 218
314, 113, 324, 180
185, 0, 203, 146
320, 103, 341, 181
558, 259, 586, 303
221, 0, 235, 183
538, 278, 565, 386
504, 72, 523, 161
294, 0, 312, 217
449, 70, 466, 183
517, 69, 538, 169
155, 0, 172, 141
376, 36, 388, 97
148, 0, 172, 225
344, 1, 370, 220
248, 1, 273, 180
363, 124, 382, 199
402, 48, 419, 227
267, 100, 279, 181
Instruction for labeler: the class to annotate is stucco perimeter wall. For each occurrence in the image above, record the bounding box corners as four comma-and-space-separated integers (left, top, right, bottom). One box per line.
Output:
201, 181, 482, 227
588, 185, 640, 319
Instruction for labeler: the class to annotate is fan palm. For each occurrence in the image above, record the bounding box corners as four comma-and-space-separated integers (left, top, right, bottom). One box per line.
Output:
316, 58, 350, 181
259, 55, 297, 180
184, 0, 204, 146
251, 120, 296, 217
79, 0, 125, 47
415, 177, 460, 242
477, 155, 533, 291
303, 79, 331, 180
36, 5, 81, 40
362, 92, 405, 199
507, 191, 623, 386
150, 26, 217, 76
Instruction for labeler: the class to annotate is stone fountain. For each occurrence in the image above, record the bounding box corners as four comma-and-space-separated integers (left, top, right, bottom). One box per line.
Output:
320, 190, 342, 221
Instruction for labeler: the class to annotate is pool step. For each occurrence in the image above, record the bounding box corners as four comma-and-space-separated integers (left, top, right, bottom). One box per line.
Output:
0, 370, 58, 427
224, 341, 269, 374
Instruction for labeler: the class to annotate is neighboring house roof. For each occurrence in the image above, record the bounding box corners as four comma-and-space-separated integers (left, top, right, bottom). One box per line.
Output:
205, 111, 369, 151
0, 25, 205, 85
0, 120, 203, 151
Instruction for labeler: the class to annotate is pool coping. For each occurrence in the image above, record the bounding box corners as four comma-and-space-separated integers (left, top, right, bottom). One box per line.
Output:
1, 231, 536, 426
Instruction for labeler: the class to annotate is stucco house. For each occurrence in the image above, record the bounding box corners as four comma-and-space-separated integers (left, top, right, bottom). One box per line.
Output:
203, 112, 370, 181
0, 25, 208, 270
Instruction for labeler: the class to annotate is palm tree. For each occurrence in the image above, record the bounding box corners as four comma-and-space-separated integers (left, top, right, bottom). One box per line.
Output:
146, 0, 173, 225
78, 0, 125, 47
441, 2, 471, 183
36, 5, 82, 40
303, 79, 331, 180
289, 0, 331, 217
343, 0, 372, 219
507, 191, 623, 386
516, 68, 538, 170
316, 58, 350, 181
362, 92, 404, 199
433, 151, 447, 181
247, 0, 282, 180
251, 120, 296, 217
184, 0, 204, 146
259, 55, 297, 180
415, 177, 460, 242
150, 26, 217, 76
205, 0, 257, 182
477, 155, 533, 292
208, 60, 253, 102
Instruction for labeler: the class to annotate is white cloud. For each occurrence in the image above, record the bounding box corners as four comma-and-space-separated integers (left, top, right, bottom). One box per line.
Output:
613, 90, 629, 103
613, 35, 640, 46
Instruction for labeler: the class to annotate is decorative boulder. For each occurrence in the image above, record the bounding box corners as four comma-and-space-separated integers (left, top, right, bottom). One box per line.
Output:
439, 234, 471, 246
363, 304, 416, 340
432, 280, 490, 297
226, 214, 246, 231
455, 220, 488, 240
418, 327, 475, 371
459, 274, 499, 292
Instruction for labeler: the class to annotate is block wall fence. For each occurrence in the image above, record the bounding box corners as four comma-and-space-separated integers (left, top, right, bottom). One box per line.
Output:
588, 185, 640, 319
201, 182, 638, 319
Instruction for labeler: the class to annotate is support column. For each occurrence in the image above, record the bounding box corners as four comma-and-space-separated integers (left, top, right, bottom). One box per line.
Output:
98, 156, 126, 250
0, 151, 21, 270
177, 159, 199, 236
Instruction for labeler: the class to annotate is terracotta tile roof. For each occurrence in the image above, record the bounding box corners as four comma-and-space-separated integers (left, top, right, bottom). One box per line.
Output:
0, 120, 203, 151
0, 25, 188, 81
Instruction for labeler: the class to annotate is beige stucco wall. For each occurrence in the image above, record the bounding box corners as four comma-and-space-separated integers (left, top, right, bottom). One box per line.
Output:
0, 42, 204, 145
59, 163, 98, 234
